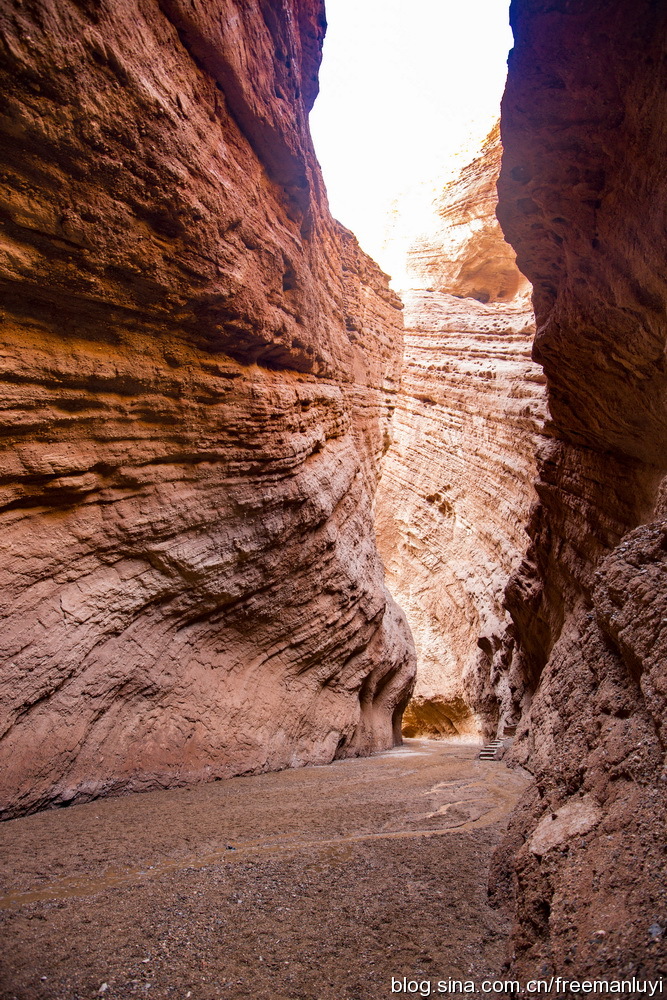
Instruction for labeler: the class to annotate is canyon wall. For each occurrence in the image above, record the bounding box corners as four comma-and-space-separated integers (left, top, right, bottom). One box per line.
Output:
406, 123, 530, 305
376, 127, 546, 740
494, 0, 667, 976
0, 0, 416, 819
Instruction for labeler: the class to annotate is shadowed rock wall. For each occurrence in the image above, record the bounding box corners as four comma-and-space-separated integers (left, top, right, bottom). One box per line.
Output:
0, 0, 415, 818
495, 0, 667, 975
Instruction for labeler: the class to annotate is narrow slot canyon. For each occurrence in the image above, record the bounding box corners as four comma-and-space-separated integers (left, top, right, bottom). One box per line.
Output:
0, 0, 666, 996
375, 122, 547, 743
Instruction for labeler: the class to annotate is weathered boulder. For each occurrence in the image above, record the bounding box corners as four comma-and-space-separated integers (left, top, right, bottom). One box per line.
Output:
495, 0, 667, 975
0, 0, 415, 818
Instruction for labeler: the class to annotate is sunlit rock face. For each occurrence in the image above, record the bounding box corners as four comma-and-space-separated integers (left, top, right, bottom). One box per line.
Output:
407, 124, 531, 305
375, 128, 546, 739
0, 0, 416, 818
495, 0, 667, 975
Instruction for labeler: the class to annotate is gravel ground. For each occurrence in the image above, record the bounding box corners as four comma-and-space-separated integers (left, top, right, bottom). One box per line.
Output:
0, 740, 530, 1000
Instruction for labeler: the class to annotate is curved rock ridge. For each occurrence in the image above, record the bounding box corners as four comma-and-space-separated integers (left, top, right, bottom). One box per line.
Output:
0, 0, 416, 818
376, 291, 546, 739
494, 0, 667, 976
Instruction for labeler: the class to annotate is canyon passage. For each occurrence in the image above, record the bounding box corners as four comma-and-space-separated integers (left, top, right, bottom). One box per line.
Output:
1, 0, 667, 992
0, 741, 530, 999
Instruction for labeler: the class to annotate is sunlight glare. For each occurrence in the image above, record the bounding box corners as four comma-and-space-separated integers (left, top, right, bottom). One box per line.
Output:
309, 0, 513, 271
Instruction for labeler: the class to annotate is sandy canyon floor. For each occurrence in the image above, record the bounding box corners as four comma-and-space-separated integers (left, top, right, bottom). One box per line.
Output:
0, 741, 530, 1000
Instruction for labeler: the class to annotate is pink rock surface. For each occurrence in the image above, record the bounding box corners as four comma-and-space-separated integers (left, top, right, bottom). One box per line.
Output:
376, 291, 545, 739
407, 124, 531, 305
0, 0, 415, 818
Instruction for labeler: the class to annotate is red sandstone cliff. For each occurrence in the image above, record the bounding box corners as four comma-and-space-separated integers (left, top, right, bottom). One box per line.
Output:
495, 0, 667, 976
376, 127, 546, 739
0, 0, 415, 818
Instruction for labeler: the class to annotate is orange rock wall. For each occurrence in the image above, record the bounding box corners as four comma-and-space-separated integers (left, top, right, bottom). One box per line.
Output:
496, 0, 667, 975
0, 0, 415, 818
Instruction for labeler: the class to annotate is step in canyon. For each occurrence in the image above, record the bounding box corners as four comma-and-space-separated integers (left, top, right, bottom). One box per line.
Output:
0, 0, 666, 991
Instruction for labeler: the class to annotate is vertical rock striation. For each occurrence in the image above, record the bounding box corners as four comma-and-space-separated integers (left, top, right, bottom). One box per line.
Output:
0, 0, 415, 818
376, 126, 546, 739
495, 0, 667, 975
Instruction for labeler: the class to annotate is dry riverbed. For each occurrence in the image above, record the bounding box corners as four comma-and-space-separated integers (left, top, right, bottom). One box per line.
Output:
0, 740, 530, 1000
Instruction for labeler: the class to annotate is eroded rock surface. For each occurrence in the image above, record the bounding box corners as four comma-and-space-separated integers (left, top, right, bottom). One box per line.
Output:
376, 131, 545, 739
0, 0, 415, 818
406, 124, 531, 305
494, 0, 667, 975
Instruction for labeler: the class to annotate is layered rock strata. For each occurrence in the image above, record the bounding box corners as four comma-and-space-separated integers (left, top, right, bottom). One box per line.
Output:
376, 130, 546, 739
0, 0, 415, 819
494, 0, 667, 975
407, 123, 531, 304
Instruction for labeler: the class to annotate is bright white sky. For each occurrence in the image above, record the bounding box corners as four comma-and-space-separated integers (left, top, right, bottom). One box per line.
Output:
309, 0, 513, 270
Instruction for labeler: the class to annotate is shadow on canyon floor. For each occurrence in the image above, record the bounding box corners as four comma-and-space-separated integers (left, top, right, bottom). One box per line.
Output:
0, 742, 529, 1000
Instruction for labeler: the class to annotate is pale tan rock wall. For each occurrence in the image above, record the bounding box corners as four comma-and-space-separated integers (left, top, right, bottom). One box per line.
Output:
407, 124, 531, 305
376, 291, 545, 739
0, 0, 415, 818
376, 128, 546, 740
494, 0, 667, 975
